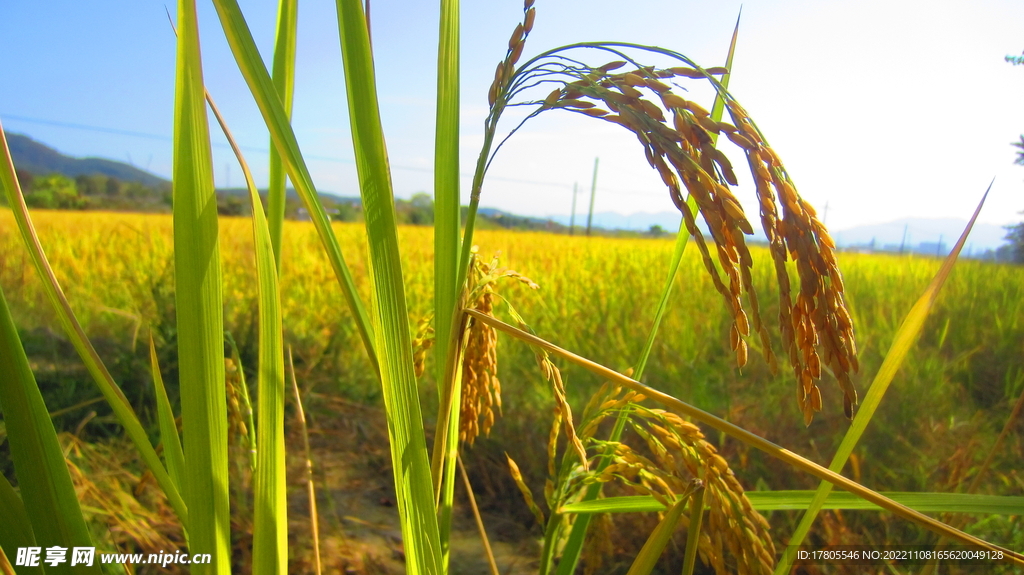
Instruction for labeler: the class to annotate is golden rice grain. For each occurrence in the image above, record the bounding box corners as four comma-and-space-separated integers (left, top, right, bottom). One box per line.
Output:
669, 66, 704, 78
573, 393, 775, 575
508, 23, 524, 50
524, 6, 536, 33
519, 50, 858, 424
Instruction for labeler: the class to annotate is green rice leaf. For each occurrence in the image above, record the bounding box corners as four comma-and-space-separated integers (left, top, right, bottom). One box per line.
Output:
172, 1, 229, 571
210, 0, 379, 377
0, 285, 97, 575
774, 184, 993, 575
150, 335, 185, 494
561, 496, 666, 514
334, 1, 442, 573
267, 0, 298, 266
0, 449, 40, 574
625, 494, 690, 575
0, 119, 187, 526
432, 0, 462, 563
707, 8, 740, 142
0, 538, 18, 575
206, 85, 290, 575
681, 484, 706, 575
750, 491, 1024, 513
561, 491, 1024, 515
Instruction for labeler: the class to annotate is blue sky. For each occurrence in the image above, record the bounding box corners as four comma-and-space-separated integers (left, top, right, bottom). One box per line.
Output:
2, 0, 1024, 232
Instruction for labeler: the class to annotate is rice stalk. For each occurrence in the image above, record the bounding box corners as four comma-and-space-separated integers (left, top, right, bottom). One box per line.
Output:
333, 0, 442, 571
624, 482, 700, 575
149, 335, 186, 496
562, 491, 1024, 515
681, 480, 707, 575
554, 17, 739, 573
458, 0, 538, 285
0, 471, 36, 569
431, 0, 462, 531
62, 434, 185, 557
465, 308, 1024, 566
0, 282, 97, 575
0, 118, 187, 526
289, 347, 322, 575
573, 387, 773, 575
458, 251, 522, 446
475, 23, 857, 423
266, 0, 298, 266
457, 455, 499, 575
0, 544, 14, 575
210, 0, 379, 377
775, 185, 993, 574
506, 453, 545, 528
203, 75, 289, 575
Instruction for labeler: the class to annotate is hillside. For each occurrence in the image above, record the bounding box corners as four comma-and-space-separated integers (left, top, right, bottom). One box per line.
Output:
6, 132, 170, 188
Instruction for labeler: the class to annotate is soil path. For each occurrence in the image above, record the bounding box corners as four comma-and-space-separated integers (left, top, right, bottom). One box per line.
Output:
286, 395, 540, 574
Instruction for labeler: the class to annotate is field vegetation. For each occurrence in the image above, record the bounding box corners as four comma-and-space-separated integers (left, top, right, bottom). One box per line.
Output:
1, 210, 1022, 573
1, 1, 1023, 574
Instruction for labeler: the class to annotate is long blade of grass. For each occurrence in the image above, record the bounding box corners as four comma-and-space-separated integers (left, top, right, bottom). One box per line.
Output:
919, 379, 1024, 575
289, 348, 322, 575
203, 70, 289, 574
464, 309, 1024, 564
210, 0, 379, 377
625, 489, 693, 575
681, 479, 706, 575
225, 333, 258, 468
561, 491, 1024, 515
267, 0, 298, 266
555, 18, 741, 574
334, 0, 442, 572
431, 0, 464, 563
0, 543, 14, 575
0, 285, 98, 575
775, 184, 993, 574
150, 335, 185, 493
707, 8, 740, 141
0, 450, 39, 574
172, 2, 229, 570
753, 491, 1024, 513
0, 119, 187, 525
457, 456, 499, 575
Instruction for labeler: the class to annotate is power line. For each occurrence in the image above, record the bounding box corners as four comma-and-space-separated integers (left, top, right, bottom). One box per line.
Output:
1, 111, 667, 199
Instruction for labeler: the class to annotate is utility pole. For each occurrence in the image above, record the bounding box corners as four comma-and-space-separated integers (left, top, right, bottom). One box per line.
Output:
822, 201, 829, 226
586, 157, 599, 237
937, 234, 943, 257
899, 224, 909, 255
569, 182, 578, 236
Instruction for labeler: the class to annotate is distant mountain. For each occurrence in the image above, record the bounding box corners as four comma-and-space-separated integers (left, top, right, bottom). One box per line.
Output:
831, 218, 1008, 252
6, 132, 169, 188
543, 210, 1012, 254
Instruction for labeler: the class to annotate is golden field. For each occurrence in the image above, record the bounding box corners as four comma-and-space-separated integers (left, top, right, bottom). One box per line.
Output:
2, 208, 1023, 563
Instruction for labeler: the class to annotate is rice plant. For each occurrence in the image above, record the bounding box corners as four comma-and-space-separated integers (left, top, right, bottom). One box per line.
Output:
1, 1, 1023, 574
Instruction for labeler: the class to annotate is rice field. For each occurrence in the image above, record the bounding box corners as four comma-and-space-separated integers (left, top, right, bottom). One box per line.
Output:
2, 208, 1022, 571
